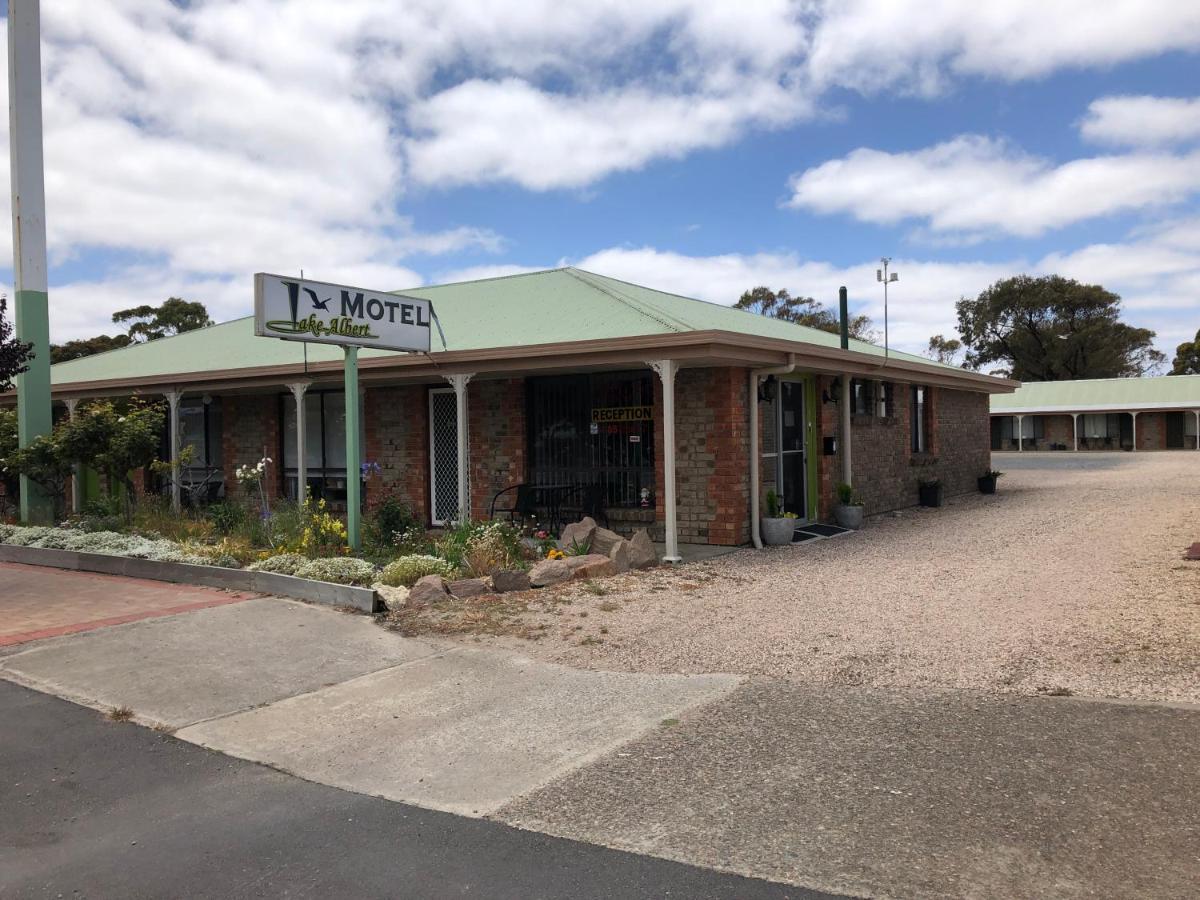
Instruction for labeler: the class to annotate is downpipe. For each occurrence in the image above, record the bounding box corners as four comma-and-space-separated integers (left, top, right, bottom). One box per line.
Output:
750, 353, 797, 549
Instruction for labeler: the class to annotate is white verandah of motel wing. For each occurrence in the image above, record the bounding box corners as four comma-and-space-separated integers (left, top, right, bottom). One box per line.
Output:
996, 402, 1200, 452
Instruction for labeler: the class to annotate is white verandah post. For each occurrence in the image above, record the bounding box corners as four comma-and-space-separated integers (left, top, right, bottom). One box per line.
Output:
1195, 410, 1199, 451
287, 382, 310, 502
648, 359, 681, 564
1130, 411, 1139, 451
64, 397, 81, 513
164, 389, 183, 513
445, 373, 474, 523
1016, 415, 1023, 452
1072, 413, 1079, 451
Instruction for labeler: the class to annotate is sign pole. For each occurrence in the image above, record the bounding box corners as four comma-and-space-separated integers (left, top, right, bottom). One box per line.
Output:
8, 0, 54, 523
344, 345, 361, 552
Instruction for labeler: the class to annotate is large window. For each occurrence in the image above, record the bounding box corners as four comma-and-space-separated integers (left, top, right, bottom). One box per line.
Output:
281, 390, 365, 505
527, 371, 655, 509
159, 398, 224, 503
851, 379, 873, 416
911, 385, 928, 452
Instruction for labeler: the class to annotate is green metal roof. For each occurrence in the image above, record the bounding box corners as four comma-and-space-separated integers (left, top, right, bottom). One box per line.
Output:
50, 266, 960, 387
991, 375, 1200, 413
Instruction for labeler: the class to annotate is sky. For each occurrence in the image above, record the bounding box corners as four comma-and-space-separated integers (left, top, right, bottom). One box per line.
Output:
2, 0, 1199, 361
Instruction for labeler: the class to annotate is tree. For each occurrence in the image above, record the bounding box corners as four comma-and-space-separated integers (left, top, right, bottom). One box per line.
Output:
0, 297, 34, 391
956, 275, 1165, 381
58, 399, 165, 520
50, 333, 132, 364
735, 287, 876, 341
926, 334, 964, 366
2, 432, 73, 520
1169, 328, 1200, 375
0, 408, 19, 515
112, 297, 213, 343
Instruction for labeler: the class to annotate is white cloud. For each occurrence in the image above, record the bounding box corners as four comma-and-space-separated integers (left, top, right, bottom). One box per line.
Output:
806, 1, 1200, 95
786, 136, 1200, 238
1080, 95, 1200, 147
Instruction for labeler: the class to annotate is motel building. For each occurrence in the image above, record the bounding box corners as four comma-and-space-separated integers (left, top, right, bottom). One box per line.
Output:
26, 268, 1016, 558
989, 375, 1200, 452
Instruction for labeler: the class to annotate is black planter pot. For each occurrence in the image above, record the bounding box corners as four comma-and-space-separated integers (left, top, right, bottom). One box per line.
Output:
918, 482, 944, 507
977, 475, 997, 495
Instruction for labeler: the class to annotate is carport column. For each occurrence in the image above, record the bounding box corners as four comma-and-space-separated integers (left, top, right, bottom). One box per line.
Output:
1071, 413, 1079, 452
65, 397, 82, 513
287, 381, 310, 501
1016, 415, 1023, 452
648, 359, 682, 563
446, 373, 474, 523
164, 389, 183, 513
1130, 411, 1139, 452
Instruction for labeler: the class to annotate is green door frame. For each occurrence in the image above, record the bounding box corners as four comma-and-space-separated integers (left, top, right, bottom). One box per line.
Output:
769, 373, 819, 523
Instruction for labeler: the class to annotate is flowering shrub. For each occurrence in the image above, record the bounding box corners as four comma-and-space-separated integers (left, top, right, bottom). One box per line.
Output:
294, 496, 348, 557
546, 548, 565, 560
435, 520, 525, 573
380, 554, 457, 587
293, 556, 377, 586
246, 552, 308, 576
235, 456, 273, 521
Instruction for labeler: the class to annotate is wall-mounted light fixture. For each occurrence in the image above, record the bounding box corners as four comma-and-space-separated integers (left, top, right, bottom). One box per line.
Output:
823, 376, 842, 405
758, 375, 778, 403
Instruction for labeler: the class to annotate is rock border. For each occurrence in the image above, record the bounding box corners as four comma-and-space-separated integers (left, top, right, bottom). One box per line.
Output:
0, 544, 380, 613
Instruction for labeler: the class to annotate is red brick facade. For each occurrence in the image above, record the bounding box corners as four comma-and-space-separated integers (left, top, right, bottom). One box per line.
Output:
467, 377, 526, 520
364, 385, 429, 514
221, 394, 280, 500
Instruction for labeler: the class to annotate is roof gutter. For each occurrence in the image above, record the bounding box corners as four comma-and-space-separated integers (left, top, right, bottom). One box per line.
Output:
750, 353, 797, 550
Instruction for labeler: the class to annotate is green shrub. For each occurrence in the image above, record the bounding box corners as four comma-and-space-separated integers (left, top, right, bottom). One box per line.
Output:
434, 520, 524, 572
206, 500, 247, 536
4, 526, 58, 546
247, 552, 308, 576
380, 554, 457, 587
294, 556, 378, 586
365, 492, 418, 551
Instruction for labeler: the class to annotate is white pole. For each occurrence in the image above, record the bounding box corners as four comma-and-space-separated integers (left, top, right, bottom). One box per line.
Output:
649, 360, 681, 563
1016, 415, 1023, 452
1195, 410, 1199, 451
1072, 413, 1079, 452
65, 398, 81, 513
446, 373, 474, 523
288, 382, 310, 501
1130, 411, 1138, 451
164, 389, 183, 513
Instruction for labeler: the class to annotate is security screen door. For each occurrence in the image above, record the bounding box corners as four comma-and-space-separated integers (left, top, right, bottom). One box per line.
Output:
429, 387, 462, 525
778, 380, 807, 520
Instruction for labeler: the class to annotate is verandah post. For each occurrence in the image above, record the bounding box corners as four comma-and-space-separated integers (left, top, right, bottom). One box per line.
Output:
344, 346, 361, 552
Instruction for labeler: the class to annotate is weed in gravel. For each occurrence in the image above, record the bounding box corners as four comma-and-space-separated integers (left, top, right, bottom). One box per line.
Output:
597, 601, 620, 612
579, 635, 604, 646
108, 706, 134, 722
660, 717, 680, 727
581, 580, 610, 596
1038, 685, 1075, 697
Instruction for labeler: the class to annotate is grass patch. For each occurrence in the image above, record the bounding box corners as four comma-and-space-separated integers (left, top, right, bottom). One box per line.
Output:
581, 580, 610, 596
597, 600, 620, 612
579, 635, 604, 646
660, 717, 679, 727
107, 706, 134, 722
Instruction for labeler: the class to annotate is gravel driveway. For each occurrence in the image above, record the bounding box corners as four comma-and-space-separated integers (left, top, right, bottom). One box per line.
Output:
483, 453, 1200, 703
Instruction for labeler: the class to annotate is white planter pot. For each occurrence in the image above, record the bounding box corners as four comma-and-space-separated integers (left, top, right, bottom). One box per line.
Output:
760, 517, 796, 546
833, 504, 864, 530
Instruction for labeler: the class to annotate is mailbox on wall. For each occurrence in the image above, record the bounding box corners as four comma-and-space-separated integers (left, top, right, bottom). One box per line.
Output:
823, 436, 838, 455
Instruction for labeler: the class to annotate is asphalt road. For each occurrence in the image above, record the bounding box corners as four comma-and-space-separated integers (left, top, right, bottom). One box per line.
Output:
0, 681, 838, 900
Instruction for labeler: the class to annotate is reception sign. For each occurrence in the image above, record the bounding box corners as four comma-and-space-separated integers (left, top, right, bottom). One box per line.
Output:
254, 273, 433, 353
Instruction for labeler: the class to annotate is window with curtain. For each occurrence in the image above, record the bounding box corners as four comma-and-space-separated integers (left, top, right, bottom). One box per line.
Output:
1081, 413, 1110, 438
875, 381, 893, 418
161, 398, 224, 502
911, 385, 928, 452
281, 390, 365, 505
851, 379, 873, 416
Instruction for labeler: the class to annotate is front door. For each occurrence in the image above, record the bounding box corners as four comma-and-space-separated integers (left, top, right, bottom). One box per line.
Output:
778, 380, 807, 520
429, 388, 460, 525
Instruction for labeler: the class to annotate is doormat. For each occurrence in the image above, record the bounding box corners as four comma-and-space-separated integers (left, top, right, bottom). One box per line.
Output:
797, 523, 851, 538
1185, 543, 1200, 561
791, 530, 820, 543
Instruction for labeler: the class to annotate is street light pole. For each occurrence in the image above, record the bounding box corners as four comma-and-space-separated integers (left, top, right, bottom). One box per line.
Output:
8, 0, 54, 523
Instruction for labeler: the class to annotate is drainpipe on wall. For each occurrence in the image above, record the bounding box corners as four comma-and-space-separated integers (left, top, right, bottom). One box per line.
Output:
749, 354, 797, 549
838, 286, 853, 488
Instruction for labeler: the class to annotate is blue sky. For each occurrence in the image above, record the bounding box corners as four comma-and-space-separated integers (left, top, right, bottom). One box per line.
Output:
3, 1, 1199, 360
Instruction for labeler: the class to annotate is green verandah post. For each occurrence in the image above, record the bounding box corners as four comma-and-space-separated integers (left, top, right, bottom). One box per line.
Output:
9, 0, 54, 524
344, 345, 362, 552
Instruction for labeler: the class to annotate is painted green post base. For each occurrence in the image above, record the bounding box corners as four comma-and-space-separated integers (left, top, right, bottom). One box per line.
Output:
15, 288, 53, 524
344, 346, 362, 553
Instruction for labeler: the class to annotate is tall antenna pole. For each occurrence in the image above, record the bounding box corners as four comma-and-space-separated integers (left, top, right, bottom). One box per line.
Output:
877, 257, 899, 365
8, 0, 54, 522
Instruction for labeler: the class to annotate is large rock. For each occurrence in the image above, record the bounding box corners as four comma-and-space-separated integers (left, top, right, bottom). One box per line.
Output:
529, 558, 572, 587
628, 529, 657, 569
491, 570, 531, 593
448, 577, 489, 599
558, 517, 597, 552
407, 574, 449, 608
567, 553, 617, 580
608, 540, 630, 574
589, 526, 624, 557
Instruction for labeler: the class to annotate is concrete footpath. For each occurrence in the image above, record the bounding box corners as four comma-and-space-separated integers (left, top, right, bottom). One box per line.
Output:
0, 597, 740, 815
0, 680, 829, 900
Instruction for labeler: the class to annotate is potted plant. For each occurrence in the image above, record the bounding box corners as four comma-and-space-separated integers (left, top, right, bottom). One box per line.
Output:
977, 469, 1003, 494
918, 476, 943, 508
760, 489, 797, 546
833, 481, 865, 529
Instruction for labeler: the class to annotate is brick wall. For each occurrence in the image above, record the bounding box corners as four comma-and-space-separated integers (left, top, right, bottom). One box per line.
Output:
1042, 414, 1074, 449
1136, 411, 1165, 451
364, 385, 429, 518
817, 377, 990, 518
468, 377, 526, 520
221, 394, 280, 499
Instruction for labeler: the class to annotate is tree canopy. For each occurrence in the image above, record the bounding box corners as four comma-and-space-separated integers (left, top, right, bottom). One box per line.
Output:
955, 275, 1165, 380
1169, 328, 1200, 376
0, 297, 34, 391
926, 334, 964, 366
735, 287, 876, 341
50, 333, 132, 364
112, 297, 213, 342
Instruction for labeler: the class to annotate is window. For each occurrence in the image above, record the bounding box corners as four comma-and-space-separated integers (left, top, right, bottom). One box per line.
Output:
281, 390, 365, 505
911, 385, 928, 452
851, 379, 873, 416
159, 398, 224, 503
527, 371, 655, 509
875, 381, 893, 418
1187, 414, 1199, 438
1081, 413, 1110, 438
